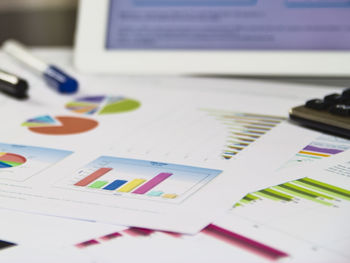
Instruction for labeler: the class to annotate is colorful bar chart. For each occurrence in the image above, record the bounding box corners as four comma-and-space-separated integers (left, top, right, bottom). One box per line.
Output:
67, 156, 222, 203
283, 135, 350, 168
236, 135, 350, 207
236, 177, 350, 207
203, 110, 285, 160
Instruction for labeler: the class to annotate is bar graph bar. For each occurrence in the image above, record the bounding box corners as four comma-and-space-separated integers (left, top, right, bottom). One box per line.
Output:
74, 168, 113, 186
255, 189, 293, 202
295, 178, 350, 201
89, 181, 109, 189
273, 184, 334, 206
162, 193, 178, 199
133, 173, 172, 194
298, 151, 330, 158
103, 180, 127, 190
303, 145, 343, 155
117, 179, 147, 193
147, 191, 164, 197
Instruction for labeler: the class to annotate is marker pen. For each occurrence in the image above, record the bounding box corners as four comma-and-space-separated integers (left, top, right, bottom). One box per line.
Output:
2, 39, 78, 94
0, 68, 28, 99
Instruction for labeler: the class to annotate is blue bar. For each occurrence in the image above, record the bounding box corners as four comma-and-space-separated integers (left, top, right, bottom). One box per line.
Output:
147, 191, 163, 197
103, 180, 127, 190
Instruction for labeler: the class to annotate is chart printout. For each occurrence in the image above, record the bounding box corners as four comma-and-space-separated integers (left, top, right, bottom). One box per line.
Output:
0, 143, 72, 182
215, 138, 350, 262
106, 0, 350, 50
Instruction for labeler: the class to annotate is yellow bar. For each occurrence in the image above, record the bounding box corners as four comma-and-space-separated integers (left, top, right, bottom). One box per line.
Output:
298, 151, 330, 157
162, 193, 178, 199
0, 152, 6, 157
117, 179, 146, 193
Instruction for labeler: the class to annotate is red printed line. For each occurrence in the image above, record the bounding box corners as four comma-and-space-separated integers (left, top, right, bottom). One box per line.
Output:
202, 224, 289, 260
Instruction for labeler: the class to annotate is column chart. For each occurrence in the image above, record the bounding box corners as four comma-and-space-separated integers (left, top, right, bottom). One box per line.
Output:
57, 156, 222, 203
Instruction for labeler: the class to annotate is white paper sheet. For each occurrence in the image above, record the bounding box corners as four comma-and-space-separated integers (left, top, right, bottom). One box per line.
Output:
0, 49, 344, 234
215, 149, 350, 263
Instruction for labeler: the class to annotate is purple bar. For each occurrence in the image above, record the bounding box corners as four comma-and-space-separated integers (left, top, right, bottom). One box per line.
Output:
132, 173, 172, 194
303, 145, 343, 155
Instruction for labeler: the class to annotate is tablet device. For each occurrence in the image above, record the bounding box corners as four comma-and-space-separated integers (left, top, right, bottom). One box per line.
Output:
74, 0, 350, 76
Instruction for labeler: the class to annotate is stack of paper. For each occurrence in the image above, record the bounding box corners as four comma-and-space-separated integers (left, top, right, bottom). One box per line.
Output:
0, 49, 349, 263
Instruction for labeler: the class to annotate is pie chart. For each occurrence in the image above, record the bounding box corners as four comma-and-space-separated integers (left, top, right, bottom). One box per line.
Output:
0, 152, 26, 168
22, 115, 98, 135
65, 95, 141, 115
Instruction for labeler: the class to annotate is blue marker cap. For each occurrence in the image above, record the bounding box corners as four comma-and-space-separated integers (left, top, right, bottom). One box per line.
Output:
43, 65, 79, 94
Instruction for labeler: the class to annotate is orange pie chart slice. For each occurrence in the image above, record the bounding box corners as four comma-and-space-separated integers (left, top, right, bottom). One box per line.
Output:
25, 116, 98, 135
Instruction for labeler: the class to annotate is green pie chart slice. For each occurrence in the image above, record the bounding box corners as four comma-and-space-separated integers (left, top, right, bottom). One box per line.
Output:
98, 99, 141, 115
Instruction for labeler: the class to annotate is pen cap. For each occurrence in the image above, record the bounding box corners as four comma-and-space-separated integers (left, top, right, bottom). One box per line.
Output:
14, 79, 29, 99
43, 66, 79, 93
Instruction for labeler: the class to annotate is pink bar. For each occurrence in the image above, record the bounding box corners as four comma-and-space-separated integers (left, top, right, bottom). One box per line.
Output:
74, 167, 112, 186
75, 239, 100, 249
132, 172, 172, 194
203, 224, 289, 260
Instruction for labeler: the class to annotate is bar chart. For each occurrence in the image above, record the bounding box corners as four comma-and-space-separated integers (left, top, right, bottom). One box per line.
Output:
281, 135, 350, 168
237, 135, 350, 207
203, 110, 285, 160
59, 156, 222, 203
236, 177, 350, 208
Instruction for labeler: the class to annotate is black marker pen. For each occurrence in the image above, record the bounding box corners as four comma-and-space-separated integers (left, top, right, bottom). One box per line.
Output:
0, 68, 28, 99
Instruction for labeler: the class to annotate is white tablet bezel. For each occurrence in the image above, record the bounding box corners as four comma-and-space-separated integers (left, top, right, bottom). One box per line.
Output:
74, 0, 350, 76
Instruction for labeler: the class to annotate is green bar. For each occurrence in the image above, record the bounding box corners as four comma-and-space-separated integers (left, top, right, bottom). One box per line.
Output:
295, 154, 322, 160
264, 188, 294, 201
259, 189, 293, 202
233, 203, 241, 208
242, 195, 253, 202
246, 193, 259, 200
298, 178, 350, 200
89, 181, 109, 189
282, 182, 330, 199
292, 181, 334, 200
273, 186, 333, 206
240, 199, 250, 204
254, 191, 281, 201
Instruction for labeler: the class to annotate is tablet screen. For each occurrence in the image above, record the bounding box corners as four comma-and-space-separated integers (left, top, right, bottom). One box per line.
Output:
106, 0, 350, 50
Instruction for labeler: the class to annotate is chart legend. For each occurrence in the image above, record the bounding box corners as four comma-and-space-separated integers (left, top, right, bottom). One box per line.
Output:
57, 156, 222, 203
22, 115, 98, 135
65, 95, 141, 115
